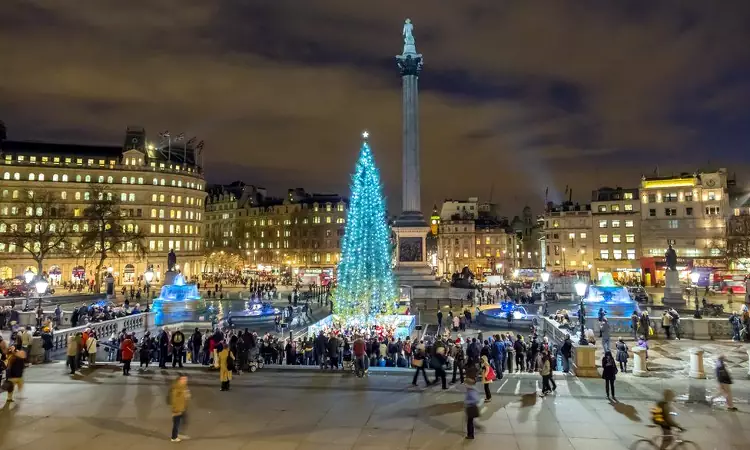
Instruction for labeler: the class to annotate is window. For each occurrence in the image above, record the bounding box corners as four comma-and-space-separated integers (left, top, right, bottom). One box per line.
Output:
664, 192, 677, 202
75, 192, 81, 200
75, 175, 81, 182
613, 249, 622, 260
579, 232, 587, 239
686, 207, 693, 216
97, 176, 104, 183
625, 220, 634, 228
612, 234, 621, 243
611, 220, 620, 227
61, 192, 67, 200
624, 192, 633, 200
668, 220, 679, 229
120, 193, 127, 202
627, 249, 636, 260
598, 220, 607, 228
2, 173, 8, 180
624, 204, 633, 211
62, 174, 68, 182
28, 173, 35, 181
685, 192, 693, 202
568, 233, 575, 239
128, 193, 135, 202
649, 209, 656, 217
708, 192, 716, 201
665, 208, 677, 216
84, 175, 91, 182
598, 205, 607, 212
611, 205, 620, 212
599, 235, 608, 243
648, 194, 656, 203
151, 209, 157, 218
599, 250, 609, 259
706, 206, 720, 216
552, 220, 559, 228
13, 173, 19, 180
625, 234, 635, 243
52, 174, 59, 181
337, 204, 344, 212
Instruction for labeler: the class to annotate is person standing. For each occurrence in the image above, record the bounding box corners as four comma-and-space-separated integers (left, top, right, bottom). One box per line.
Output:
120, 334, 135, 376
711, 355, 737, 411
662, 311, 672, 339
432, 347, 447, 389
451, 343, 466, 384
171, 329, 186, 368
601, 350, 618, 401
600, 318, 611, 353
615, 338, 628, 373
560, 334, 572, 373
480, 355, 493, 403
85, 332, 98, 367
66, 334, 79, 375
411, 344, 430, 386
158, 328, 170, 369
217, 343, 234, 391
41, 327, 53, 363
540, 351, 556, 396
190, 328, 202, 364
436, 310, 443, 331
169, 375, 191, 442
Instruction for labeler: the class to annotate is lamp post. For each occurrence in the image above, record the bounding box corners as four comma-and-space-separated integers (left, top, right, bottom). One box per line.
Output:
575, 281, 588, 345
690, 271, 701, 319
34, 277, 48, 330
144, 267, 154, 312
541, 271, 550, 314
23, 269, 35, 311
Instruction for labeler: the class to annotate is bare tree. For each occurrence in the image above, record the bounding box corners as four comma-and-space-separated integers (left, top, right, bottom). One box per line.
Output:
0, 190, 73, 276
77, 183, 147, 292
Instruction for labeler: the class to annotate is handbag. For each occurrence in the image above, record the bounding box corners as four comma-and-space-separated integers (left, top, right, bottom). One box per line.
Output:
412, 358, 423, 367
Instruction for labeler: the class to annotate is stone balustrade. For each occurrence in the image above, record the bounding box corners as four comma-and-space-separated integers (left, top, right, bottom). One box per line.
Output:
50, 312, 155, 351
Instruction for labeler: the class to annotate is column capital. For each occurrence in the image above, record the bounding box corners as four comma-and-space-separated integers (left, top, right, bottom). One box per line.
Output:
396, 54, 423, 77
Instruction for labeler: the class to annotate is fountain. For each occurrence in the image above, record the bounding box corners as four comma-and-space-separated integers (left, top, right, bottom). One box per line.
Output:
476, 300, 532, 328
582, 273, 638, 316
223, 298, 281, 327
151, 273, 205, 326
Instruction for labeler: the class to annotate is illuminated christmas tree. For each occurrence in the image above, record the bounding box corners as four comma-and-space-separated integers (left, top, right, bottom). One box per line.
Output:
334, 132, 397, 321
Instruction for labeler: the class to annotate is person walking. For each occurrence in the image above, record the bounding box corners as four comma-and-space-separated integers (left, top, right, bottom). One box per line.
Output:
600, 318, 611, 353
480, 355, 493, 403
120, 334, 135, 376
451, 342, 466, 384
66, 333, 80, 375
615, 338, 628, 373
432, 347, 447, 389
710, 355, 737, 411
437, 310, 443, 331
411, 345, 430, 386
4, 346, 26, 403
602, 350, 618, 401
171, 329, 186, 368
169, 375, 191, 442
662, 311, 672, 339
540, 351, 556, 396
464, 377, 480, 440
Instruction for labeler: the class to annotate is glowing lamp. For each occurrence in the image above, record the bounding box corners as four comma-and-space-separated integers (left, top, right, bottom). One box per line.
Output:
690, 271, 700, 284
23, 269, 35, 284
574, 281, 587, 297
144, 269, 154, 284
541, 271, 550, 283
35, 279, 49, 295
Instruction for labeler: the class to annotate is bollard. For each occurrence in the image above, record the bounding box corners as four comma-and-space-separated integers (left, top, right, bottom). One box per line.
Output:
632, 346, 648, 377
689, 348, 706, 379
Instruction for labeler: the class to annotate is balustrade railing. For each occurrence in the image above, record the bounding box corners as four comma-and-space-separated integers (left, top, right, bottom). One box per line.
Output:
51, 312, 154, 351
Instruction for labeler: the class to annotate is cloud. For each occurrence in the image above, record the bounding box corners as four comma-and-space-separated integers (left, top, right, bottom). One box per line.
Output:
1, 0, 749, 214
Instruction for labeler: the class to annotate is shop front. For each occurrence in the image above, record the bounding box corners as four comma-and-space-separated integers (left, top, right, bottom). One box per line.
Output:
123, 264, 136, 284
72, 266, 86, 282
640, 257, 692, 287
48, 265, 62, 285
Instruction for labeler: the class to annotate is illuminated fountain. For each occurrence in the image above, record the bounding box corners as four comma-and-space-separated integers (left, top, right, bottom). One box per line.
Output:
151, 274, 205, 326
581, 273, 638, 316
477, 300, 531, 328
223, 298, 281, 327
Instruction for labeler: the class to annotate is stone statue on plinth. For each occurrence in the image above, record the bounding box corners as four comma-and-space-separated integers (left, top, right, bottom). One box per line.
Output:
665, 244, 677, 272
403, 18, 414, 45
167, 249, 177, 272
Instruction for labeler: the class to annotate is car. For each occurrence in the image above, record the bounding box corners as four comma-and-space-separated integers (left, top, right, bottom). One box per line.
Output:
627, 286, 649, 303
3, 286, 26, 298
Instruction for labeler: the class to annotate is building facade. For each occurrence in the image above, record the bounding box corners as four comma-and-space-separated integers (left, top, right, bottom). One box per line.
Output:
436, 218, 517, 277
591, 187, 641, 283
542, 203, 594, 276
639, 170, 729, 285
0, 126, 207, 284
511, 206, 543, 269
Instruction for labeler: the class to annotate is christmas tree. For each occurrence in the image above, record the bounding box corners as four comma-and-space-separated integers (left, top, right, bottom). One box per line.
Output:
334, 132, 397, 321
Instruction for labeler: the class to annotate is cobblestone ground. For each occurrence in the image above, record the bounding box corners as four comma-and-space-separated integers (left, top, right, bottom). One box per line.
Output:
1, 362, 749, 450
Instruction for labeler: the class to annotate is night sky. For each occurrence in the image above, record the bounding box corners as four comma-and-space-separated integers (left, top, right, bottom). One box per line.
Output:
3, 1, 750, 216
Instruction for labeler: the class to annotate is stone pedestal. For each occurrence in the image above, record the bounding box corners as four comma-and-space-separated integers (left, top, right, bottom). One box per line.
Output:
632, 346, 648, 377
163, 270, 178, 286
29, 336, 44, 364
662, 270, 684, 307
688, 348, 706, 379
572, 344, 598, 378
393, 224, 439, 288
692, 320, 710, 340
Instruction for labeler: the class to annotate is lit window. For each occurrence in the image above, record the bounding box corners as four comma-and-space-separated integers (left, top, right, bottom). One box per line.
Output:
624, 204, 633, 211
98, 176, 104, 183
624, 193, 633, 200
75, 175, 81, 182
626, 249, 636, 259
625, 234, 635, 243
612, 220, 620, 227
28, 173, 35, 181
613, 249, 622, 260
13, 173, 19, 180
599, 250, 609, 259
579, 232, 587, 239
599, 235, 608, 243
75, 192, 81, 200
62, 174, 68, 182
625, 220, 634, 228
2, 173, 8, 180
52, 174, 59, 181
599, 220, 607, 228
612, 234, 621, 243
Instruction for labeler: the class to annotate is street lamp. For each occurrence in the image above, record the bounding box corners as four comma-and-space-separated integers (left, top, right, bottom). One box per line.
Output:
23, 269, 35, 311
574, 281, 588, 345
540, 271, 550, 313
144, 267, 154, 311
690, 271, 701, 319
34, 277, 48, 329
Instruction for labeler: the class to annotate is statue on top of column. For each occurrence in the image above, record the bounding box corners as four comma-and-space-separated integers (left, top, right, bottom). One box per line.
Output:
665, 243, 677, 272
403, 18, 415, 46
167, 249, 177, 272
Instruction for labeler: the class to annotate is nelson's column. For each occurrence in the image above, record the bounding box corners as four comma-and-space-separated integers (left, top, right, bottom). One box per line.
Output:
393, 19, 438, 287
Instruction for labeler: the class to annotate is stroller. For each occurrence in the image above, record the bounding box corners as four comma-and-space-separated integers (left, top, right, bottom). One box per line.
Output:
247, 348, 265, 372
342, 350, 354, 372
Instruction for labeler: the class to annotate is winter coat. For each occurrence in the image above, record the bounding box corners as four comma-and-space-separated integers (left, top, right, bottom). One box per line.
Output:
170, 380, 190, 416
601, 356, 617, 380
615, 341, 628, 363
218, 348, 234, 382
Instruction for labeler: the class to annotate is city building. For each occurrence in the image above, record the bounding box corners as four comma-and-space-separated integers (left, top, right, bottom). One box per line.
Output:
542, 202, 594, 276
726, 185, 750, 271
639, 170, 729, 285
436, 218, 517, 277
0, 126, 207, 284
238, 189, 348, 275
439, 197, 501, 221
204, 181, 266, 251
591, 187, 641, 283
511, 206, 544, 269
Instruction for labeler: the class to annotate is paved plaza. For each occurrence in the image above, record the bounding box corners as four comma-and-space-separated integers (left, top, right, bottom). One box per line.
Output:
1, 362, 749, 450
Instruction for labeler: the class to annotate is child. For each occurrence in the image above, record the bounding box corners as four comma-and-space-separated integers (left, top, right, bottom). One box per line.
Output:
464, 377, 480, 439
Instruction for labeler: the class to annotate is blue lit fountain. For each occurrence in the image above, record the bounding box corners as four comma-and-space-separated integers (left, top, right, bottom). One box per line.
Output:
223, 297, 281, 327
151, 273, 205, 326
582, 273, 638, 316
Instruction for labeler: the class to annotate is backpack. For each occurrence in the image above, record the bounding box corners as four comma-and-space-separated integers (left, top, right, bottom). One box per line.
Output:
485, 364, 496, 381
650, 403, 665, 426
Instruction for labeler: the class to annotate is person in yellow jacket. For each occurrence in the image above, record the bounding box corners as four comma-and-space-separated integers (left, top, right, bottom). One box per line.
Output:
169, 376, 191, 442
217, 343, 234, 391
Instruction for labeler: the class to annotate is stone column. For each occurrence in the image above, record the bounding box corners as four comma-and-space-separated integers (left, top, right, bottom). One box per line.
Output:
689, 348, 706, 379
401, 73, 420, 213
632, 346, 648, 377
